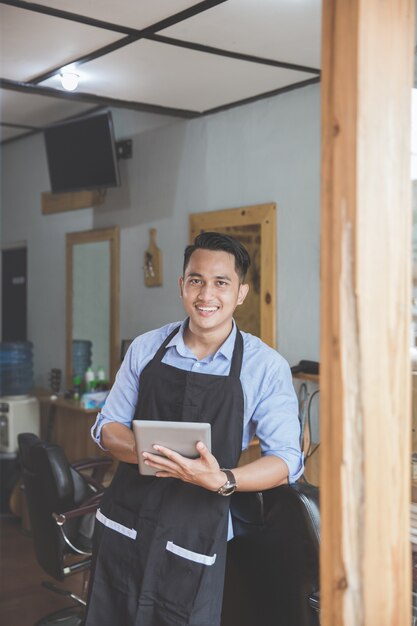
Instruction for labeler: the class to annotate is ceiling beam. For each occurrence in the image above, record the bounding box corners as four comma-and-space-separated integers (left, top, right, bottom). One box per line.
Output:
0, 78, 200, 119
204, 76, 321, 116
0, 0, 228, 36
18, 0, 228, 85
0, 74, 322, 147
28, 35, 139, 85
148, 34, 321, 75
1, 75, 322, 127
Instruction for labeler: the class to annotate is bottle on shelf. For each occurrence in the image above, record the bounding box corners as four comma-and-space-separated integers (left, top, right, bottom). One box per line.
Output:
95, 366, 108, 391
84, 367, 95, 392
73, 374, 82, 401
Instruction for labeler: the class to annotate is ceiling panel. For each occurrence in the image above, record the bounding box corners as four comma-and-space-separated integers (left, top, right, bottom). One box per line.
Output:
31, 0, 210, 30
0, 125, 30, 142
0, 89, 97, 127
0, 5, 122, 82
161, 0, 322, 68
40, 39, 317, 112
0, 0, 322, 140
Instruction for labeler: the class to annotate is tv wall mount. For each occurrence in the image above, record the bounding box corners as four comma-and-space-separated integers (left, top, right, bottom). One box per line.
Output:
116, 139, 132, 160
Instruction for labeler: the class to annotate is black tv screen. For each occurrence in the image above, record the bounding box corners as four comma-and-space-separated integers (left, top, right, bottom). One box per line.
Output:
44, 111, 120, 194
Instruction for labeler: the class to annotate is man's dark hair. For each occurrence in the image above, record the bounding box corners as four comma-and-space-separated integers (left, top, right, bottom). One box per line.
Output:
183, 232, 251, 282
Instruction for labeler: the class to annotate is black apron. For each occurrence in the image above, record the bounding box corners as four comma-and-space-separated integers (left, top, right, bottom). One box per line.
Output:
85, 324, 244, 626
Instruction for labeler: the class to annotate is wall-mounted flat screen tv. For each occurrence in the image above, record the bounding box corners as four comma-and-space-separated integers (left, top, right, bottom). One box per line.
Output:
44, 110, 120, 194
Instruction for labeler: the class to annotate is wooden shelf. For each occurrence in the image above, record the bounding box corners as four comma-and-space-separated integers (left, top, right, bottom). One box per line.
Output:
41, 189, 105, 215
38, 394, 99, 414
38, 394, 111, 463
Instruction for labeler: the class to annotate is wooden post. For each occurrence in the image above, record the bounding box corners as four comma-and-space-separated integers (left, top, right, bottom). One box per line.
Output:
320, 1, 414, 624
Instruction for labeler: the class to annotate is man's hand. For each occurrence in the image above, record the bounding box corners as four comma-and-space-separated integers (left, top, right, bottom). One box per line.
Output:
142, 442, 226, 492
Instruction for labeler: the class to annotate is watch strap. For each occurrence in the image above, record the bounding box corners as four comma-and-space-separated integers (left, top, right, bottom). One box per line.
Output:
217, 469, 237, 496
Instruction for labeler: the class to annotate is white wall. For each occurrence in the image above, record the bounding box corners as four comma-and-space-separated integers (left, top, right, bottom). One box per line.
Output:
1, 82, 320, 387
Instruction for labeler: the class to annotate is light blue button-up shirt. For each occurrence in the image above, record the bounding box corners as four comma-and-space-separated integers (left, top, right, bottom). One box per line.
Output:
92, 319, 303, 481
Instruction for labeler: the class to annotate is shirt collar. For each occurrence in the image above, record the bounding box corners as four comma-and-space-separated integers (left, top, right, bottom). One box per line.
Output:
166, 318, 237, 362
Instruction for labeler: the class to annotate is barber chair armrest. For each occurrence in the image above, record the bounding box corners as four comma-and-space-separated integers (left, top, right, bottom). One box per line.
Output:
53, 493, 103, 524
52, 493, 102, 556
71, 457, 113, 485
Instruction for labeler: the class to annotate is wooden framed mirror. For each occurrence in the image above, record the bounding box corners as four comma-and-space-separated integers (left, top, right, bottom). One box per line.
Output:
66, 227, 120, 388
190, 203, 276, 348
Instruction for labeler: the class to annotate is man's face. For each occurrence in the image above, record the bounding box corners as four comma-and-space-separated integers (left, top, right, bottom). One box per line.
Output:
179, 248, 249, 336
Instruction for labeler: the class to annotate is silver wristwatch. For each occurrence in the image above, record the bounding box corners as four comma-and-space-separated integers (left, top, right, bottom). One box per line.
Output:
217, 469, 237, 496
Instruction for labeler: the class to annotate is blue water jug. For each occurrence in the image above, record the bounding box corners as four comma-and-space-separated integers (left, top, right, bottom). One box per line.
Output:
0, 341, 34, 396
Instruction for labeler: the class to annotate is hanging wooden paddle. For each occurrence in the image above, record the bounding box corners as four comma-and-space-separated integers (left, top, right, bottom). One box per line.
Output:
144, 228, 162, 287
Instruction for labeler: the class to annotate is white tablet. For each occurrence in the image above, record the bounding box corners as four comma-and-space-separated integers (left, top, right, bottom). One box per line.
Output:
132, 420, 211, 476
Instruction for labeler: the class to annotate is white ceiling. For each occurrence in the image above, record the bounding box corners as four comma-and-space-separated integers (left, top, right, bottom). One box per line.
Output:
32, 0, 209, 30
161, 0, 322, 67
0, 0, 322, 144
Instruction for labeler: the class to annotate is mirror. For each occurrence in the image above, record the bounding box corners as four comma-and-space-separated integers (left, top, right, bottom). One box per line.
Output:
190, 203, 276, 348
66, 227, 120, 389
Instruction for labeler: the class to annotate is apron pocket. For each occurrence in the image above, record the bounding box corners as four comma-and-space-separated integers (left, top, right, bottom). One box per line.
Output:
95, 502, 154, 596
165, 540, 216, 566
96, 508, 137, 539
156, 529, 218, 617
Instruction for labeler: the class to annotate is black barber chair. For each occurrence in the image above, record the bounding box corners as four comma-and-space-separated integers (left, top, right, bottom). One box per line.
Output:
18, 433, 112, 626
222, 482, 320, 626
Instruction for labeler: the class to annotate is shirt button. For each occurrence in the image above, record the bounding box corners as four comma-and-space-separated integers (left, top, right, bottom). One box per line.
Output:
194, 363, 200, 368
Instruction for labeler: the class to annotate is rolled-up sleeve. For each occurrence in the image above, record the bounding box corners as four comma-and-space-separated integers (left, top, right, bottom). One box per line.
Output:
251, 358, 303, 483
91, 414, 108, 450
90, 340, 142, 449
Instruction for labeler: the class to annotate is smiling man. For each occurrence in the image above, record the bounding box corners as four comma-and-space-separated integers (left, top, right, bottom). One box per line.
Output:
85, 232, 303, 626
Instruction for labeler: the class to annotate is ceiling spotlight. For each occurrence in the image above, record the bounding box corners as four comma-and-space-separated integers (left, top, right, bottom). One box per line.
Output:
60, 70, 79, 91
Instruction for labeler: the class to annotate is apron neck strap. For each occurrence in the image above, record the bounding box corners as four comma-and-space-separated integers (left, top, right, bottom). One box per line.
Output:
229, 327, 244, 378
153, 325, 181, 363
154, 322, 244, 378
